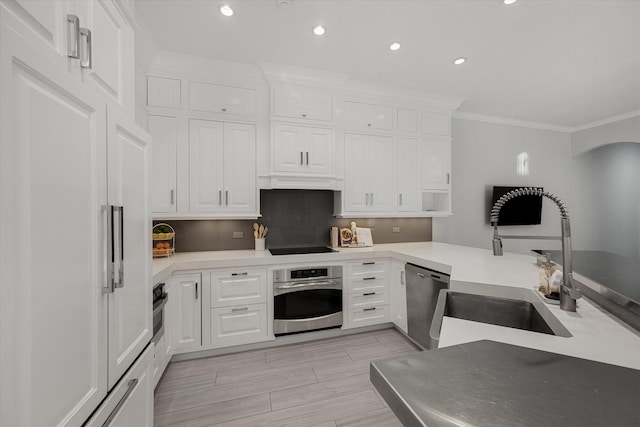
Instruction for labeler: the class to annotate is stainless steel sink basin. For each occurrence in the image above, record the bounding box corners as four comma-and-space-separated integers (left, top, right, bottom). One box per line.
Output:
430, 288, 572, 348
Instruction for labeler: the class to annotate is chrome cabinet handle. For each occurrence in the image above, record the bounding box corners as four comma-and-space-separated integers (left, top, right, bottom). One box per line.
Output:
446, 173, 450, 185
306, 152, 309, 165
363, 277, 376, 281
276, 280, 338, 290
114, 206, 124, 288
300, 151, 303, 165
102, 205, 114, 294
195, 282, 198, 299
79, 28, 92, 69
417, 273, 425, 279
399, 193, 403, 205
231, 272, 248, 276
103, 379, 138, 427
66, 15, 80, 59
222, 108, 227, 112
302, 114, 307, 118
232, 307, 249, 312
171, 189, 175, 205
218, 190, 222, 206
363, 307, 376, 311
363, 262, 375, 265
225, 190, 229, 205
365, 193, 369, 206
363, 292, 376, 296
400, 270, 405, 285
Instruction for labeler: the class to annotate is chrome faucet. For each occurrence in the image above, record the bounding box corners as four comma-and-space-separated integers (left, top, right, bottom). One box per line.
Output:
490, 188, 582, 312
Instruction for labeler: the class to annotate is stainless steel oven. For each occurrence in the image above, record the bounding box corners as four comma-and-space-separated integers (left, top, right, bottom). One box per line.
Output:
152, 282, 168, 345
273, 266, 343, 335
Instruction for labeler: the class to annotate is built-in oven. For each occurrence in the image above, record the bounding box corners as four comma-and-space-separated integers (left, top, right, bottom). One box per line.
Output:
152, 282, 168, 345
273, 266, 343, 335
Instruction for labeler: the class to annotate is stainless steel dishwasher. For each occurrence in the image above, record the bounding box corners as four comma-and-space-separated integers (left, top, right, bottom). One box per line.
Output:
405, 263, 450, 350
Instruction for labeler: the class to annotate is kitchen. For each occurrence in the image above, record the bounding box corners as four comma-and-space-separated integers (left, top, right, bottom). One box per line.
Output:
1, 1, 640, 426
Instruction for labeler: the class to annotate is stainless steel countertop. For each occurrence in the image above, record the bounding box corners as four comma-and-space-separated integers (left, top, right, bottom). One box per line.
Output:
370, 340, 640, 427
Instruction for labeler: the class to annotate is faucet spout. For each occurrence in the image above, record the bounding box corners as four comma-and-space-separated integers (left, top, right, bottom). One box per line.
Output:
490, 188, 581, 312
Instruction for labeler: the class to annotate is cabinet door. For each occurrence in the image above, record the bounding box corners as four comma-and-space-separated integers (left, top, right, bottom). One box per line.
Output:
397, 138, 418, 212
1, 0, 64, 54
273, 84, 332, 121
342, 101, 393, 130
369, 135, 395, 212
107, 106, 152, 388
343, 133, 370, 212
0, 29, 107, 427
189, 119, 224, 213
210, 304, 268, 347
148, 115, 177, 213
305, 126, 334, 175
171, 274, 202, 352
272, 123, 304, 173
421, 140, 451, 190
189, 81, 256, 116
80, 0, 135, 111
223, 122, 257, 213
390, 261, 408, 333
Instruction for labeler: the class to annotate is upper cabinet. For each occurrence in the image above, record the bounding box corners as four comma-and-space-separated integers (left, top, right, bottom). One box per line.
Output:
272, 84, 333, 122
340, 100, 394, 131
422, 111, 450, 136
189, 81, 256, 117
272, 124, 334, 177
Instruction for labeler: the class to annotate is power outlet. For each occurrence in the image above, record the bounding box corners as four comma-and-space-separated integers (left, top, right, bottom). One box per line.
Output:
392, 227, 401, 233
233, 231, 244, 239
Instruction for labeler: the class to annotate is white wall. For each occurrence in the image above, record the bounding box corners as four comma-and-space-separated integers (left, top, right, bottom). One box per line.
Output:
433, 119, 573, 255
571, 114, 640, 156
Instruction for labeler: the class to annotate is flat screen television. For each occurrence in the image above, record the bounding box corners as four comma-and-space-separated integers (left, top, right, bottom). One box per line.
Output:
490, 186, 543, 226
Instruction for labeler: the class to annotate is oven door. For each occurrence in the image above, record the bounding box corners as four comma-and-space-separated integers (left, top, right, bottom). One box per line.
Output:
274, 281, 342, 335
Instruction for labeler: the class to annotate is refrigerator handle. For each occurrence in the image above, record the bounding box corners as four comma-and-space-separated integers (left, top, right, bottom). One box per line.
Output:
102, 205, 115, 294
113, 206, 124, 289
102, 378, 138, 426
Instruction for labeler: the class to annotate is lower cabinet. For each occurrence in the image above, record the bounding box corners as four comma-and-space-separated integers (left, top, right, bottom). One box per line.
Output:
390, 260, 408, 333
170, 273, 202, 353
344, 260, 391, 329
210, 304, 268, 346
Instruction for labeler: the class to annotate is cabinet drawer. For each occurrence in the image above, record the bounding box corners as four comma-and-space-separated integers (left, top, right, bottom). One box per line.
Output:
189, 81, 256, 116
349, 277, 388, 294
210, 304, 268, 346
348, 305, 390, 327
342, 101, 393, 130
348, 290, 388, 308
273, 85, 333, 121
210, 269, 267, 308
347, 260, 389, 279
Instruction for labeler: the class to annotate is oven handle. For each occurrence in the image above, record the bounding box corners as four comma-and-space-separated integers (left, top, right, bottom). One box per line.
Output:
275, 280, 339, 290
152, 296, 168, 316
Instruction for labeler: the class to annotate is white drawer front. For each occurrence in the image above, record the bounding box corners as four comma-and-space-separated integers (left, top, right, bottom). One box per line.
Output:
349, 277, 388, 294
210, 304, 268, 346
348, 290, 388, 308
347, 260, 389, 279
210, 269, 267, 308
348, 305, 390, 327
189, 81, 256, 116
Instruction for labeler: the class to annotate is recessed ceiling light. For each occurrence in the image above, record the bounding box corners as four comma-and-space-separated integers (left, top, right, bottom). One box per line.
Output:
503, 0, 518, 5
389, 42, 401, 51
313, 25, 325, 36
453, 57, 466, 65
219, 4, 234, 17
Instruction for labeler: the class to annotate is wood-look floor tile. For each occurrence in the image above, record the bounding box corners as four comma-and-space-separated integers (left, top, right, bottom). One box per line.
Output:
312, 358, 372, 382
209, 390, 385, 427
346, 340, 418, 361
269, 373, 373, 411
310, 422, 337, 427
334, 407, 403, 427
155, 372, 217, 397
155, 369, 317, 415
264, 334, 379, 362
154, 393, 271, 427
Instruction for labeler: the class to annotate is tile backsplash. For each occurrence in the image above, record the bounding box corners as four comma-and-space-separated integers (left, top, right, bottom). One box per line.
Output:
155, 190, 432, 252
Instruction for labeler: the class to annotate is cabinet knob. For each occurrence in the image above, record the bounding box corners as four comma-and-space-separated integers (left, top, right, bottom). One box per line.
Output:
367, 123, 372, 127
221, 108, 227, 112
302, 114, 307, 118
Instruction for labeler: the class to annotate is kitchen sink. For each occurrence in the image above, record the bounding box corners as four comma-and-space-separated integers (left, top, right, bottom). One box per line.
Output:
430, 288, 572, 348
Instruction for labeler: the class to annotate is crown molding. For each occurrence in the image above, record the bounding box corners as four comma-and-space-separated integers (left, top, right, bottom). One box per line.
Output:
452, 111, 574, 133
572, 110, 640, 132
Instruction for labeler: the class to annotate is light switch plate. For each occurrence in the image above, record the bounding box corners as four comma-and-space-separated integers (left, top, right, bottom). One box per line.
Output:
233, 231, 244, 239
392, 227, 400, 233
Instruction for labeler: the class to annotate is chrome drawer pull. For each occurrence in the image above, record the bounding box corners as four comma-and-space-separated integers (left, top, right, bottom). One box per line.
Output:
231, 272, 248, 276
363, 292, 376, 296
103, 378, 138, 426
363, 307, 376, 312
363, 277, 376, 281
362, 262, 375, 265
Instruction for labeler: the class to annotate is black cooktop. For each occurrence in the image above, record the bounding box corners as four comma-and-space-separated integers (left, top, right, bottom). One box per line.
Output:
269, 246, 337, 256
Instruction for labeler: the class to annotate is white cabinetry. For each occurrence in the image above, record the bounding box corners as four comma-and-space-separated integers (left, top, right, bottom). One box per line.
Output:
189, 81, 256, 116
0, 20, 151, 426
189, 119, 257, 215
422, 111, 450, 136
421, 140, 451, 190
272, 84, 333, 122
344, 260, 391, 329
171, 273, 202, 353
272, 123, 334, 176
207, 268, 269, 348
149, 115, 178, 213
343, 133, 395, 213
397, 138, 419, 212
341, 100, 393, 130
390, 261, 408, 333
147, 76, 181, 109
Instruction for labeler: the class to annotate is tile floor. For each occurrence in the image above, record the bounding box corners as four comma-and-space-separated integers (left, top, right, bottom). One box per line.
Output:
154, 328, 420, 426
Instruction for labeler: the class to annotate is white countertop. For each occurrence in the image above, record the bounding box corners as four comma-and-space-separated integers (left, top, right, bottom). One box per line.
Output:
153, 242, 640, 370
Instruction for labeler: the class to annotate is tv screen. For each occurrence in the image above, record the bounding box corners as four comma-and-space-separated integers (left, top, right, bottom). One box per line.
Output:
491, 186, 543, 226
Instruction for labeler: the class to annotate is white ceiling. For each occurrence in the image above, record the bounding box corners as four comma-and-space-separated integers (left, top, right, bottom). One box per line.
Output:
135, 0, 640, 128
